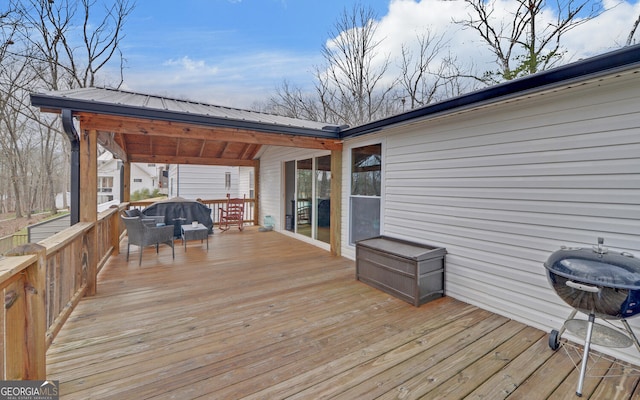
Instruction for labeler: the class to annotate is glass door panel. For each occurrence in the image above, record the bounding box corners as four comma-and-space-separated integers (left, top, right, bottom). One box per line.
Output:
296, 158, 313, 237
315, 155, 331, 244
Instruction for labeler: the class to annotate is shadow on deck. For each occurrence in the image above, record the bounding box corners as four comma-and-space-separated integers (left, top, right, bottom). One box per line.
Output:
46, 228, 640, 399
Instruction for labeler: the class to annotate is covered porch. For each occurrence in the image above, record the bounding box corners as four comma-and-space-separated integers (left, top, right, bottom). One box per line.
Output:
46, 228, 640, 399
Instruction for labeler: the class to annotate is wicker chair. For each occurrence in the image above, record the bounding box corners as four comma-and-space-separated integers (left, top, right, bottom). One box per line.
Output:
124, 208, 166, 226
121, 215, 175, 265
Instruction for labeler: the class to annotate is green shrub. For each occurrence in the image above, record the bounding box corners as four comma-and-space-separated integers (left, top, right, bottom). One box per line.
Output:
131, 188, 163, 201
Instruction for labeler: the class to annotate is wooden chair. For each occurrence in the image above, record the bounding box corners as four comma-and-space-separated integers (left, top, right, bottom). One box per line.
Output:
219, 194, 245, 232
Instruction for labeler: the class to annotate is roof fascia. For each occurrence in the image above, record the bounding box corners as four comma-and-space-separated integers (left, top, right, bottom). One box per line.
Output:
341, 44, 640, 139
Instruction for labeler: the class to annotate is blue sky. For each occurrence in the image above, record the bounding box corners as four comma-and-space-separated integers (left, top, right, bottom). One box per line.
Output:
125, 0, 390, 63
116, 0, 640, 108
119, 0, 390, 105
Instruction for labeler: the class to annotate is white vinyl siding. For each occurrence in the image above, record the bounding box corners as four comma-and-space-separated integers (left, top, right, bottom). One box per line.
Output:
238, 167, 253, 199
343, 72, 640, 364
168, 164, 239, 200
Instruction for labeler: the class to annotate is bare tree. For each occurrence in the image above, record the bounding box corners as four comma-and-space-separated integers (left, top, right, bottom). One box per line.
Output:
0, 0, 135, 216
627, 13, 640, 45
16, 0, 134, 90
261, 80, 324, 122
397, 31, 481, 109
458, 0, 603, 82
0, 51, 38, 218
315, 4, 395, 126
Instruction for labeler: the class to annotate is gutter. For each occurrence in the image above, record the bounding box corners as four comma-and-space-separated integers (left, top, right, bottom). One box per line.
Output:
61, 109, 80, 225
341, 43, 640, 138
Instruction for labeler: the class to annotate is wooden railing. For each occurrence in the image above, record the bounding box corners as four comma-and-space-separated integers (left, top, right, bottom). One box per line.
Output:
0, 197, 259, 380
0, 204, 124, 380
199, 197, 257, 227
0, 233, 28, 256
129, 196, 257, 227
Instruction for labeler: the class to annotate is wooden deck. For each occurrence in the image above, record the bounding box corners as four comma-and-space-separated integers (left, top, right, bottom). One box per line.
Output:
46, 228, 640, 399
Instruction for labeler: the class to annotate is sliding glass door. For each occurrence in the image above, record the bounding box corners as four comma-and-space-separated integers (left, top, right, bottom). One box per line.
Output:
285, 155, 331, 243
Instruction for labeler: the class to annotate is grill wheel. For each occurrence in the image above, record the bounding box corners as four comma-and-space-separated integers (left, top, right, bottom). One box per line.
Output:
549, 329, 561, 350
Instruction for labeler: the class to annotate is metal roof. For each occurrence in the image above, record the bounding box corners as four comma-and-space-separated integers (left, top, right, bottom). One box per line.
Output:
31, 87, 344, 166
32, 87, 341, 136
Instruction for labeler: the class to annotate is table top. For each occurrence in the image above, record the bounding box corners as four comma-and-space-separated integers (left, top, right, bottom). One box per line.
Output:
181, 223, 207, 232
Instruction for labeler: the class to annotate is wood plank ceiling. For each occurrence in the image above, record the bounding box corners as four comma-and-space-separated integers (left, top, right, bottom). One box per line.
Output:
83, 112, 342, 167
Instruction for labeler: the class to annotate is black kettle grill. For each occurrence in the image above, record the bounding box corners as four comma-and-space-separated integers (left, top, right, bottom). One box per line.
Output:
544, 238, 640, 397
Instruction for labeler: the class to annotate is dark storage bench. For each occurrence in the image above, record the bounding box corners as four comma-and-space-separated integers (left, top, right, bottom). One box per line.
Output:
356, 236, 446, 307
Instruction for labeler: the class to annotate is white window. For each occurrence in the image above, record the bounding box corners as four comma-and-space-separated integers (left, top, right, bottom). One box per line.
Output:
98, 176, 114, 193
349, 144, 381, 245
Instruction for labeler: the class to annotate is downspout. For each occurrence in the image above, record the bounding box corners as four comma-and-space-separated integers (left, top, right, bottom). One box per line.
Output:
119, 161, 124, 203
61, 109, 80, 225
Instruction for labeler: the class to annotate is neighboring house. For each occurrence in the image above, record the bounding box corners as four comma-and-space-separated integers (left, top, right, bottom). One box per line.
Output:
167, 164, 254, 200
98, 152, 165, 203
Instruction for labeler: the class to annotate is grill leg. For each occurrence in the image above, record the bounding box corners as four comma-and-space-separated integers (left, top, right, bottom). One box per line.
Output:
577, 313, 595, 397
621, 319, 640, 353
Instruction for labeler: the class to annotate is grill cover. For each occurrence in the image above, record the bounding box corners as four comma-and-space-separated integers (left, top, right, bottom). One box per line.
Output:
143, 197, 213, 237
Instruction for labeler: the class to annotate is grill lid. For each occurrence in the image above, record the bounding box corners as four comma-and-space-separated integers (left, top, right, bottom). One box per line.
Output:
544, 239, 640, 290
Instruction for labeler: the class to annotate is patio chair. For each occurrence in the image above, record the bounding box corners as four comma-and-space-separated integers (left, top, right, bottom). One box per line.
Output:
219, 194, 245, 232
124, 208, 165, 226
121, 215, 175, 265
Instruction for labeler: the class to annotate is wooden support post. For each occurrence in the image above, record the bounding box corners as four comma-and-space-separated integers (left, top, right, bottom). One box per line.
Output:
4, 244, 47, 380
330, 149, 342, 256
254, 160, 260, 226
122, 161, 131, 203
79, 127, 98, 296
79, 128, 97, 223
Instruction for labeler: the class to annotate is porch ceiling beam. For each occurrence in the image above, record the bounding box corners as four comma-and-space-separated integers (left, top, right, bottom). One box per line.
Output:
96, 132, 128, 161
78, 113, 343, 150
128, 153, 258, 167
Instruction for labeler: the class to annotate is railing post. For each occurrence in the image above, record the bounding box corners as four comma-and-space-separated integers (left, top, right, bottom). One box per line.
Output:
4, 243, 47, 380
111, 205, 121, 256
254, 160, 260, 227
84, 226, 97, 296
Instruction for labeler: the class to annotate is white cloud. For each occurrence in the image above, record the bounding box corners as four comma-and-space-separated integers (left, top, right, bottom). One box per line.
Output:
164, 56, 220, 74
122, 50, 321, 108
564, 0, 640, 55
374, 0, 640, 77
119, 0, 640, 108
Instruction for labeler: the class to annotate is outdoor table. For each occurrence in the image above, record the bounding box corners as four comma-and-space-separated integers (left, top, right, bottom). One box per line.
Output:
181, 223, 209, 251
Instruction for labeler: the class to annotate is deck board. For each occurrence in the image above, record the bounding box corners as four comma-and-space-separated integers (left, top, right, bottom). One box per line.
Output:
46, 228, 640, 399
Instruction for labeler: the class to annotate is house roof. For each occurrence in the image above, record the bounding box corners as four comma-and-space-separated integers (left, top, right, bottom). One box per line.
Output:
31, 87, 344, 166
342, 44, 640, 138
30, 44, 640, 166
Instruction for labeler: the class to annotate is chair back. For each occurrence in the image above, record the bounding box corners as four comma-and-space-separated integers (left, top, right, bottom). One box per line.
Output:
226, 195, 245, 218
121, 215, 145, 244
124, 208, 143, 218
